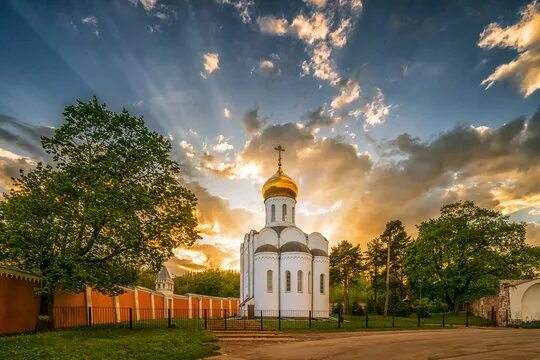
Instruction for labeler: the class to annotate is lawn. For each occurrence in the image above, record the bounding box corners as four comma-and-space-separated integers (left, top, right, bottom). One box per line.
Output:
0, 327, 219, 360
260, 311, 493, 331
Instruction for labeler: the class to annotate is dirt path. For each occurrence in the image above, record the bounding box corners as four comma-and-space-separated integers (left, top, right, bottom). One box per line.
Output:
210, 328, 540, 360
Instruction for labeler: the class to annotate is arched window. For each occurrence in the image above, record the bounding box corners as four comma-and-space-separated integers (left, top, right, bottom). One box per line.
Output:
267, 270, 273, 293
282, 204, 287, 221
292, 206, 295, 223
320, 274, 325, 294
297, 270, 303, 292
308, 272, 312, 294
285, 271, 291, 292
271, 204, 276, 222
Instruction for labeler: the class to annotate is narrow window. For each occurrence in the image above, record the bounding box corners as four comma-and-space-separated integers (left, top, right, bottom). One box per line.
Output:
308, 272, 312, 294
282, 204, 287, 221
320, 274, 325, 294
271, 204, 276, 222
297, 270, 303, 292
285, 271, 291, 292
267, 270, 273, 293
292, 206, 295, 223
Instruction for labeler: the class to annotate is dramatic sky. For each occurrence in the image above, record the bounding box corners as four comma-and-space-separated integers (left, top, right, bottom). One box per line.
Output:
1, 0, 540, 274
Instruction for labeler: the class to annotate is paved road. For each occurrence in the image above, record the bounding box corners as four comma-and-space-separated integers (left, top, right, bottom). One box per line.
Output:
212, 328, 540, 360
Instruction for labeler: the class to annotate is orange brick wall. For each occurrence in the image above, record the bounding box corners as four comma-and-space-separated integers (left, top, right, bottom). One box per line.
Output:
0, 270, 239, 334
0, 275, 41, 335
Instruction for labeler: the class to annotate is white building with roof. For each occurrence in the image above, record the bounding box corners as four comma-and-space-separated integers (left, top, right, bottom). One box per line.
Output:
239, 145, 329, 317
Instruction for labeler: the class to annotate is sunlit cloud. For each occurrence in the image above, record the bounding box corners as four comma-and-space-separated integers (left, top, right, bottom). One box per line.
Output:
200, 52, 220, 79
479, 0, 540, 97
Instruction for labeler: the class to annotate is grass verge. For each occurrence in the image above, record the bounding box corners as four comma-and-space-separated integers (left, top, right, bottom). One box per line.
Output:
0, 327, 218, 360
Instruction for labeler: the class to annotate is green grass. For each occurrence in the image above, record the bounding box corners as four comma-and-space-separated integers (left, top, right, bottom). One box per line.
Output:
259, 311, 494, 331
0, 327, 219, 360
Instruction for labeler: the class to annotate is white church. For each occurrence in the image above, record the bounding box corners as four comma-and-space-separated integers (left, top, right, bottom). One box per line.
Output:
240, 146, 330, 317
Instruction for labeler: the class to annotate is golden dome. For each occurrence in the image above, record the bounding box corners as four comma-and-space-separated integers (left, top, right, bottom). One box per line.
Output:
262, 170, 298, 200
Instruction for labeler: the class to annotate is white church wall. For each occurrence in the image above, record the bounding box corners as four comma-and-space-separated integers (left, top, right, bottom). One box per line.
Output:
280, 227, 307, 246
257, 228, 279, 249
254, 253, 279, 313
313, 256, 330, 317
307, 232, 328, 252
280, 253, 312, 312
264, 196, 296, 227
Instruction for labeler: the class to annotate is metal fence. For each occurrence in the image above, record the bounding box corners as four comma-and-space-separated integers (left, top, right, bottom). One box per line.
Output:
51, 307, 498, 331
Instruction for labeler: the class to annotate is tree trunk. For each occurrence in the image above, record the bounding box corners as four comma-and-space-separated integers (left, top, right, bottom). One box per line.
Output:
37, 288, 55, 331
383, 240, 391, 316
343, 277, 349, 314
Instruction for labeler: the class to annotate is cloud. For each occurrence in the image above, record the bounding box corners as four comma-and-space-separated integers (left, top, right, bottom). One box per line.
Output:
257, 16, 288, 35
304, 42, 339, 83
200, 52, 220, 79
290, 12, 330, 45
241, 108, 265, 135
479, 1, 540, 97
258, 59, 279, 77
81, 16, 99, 36
301, 106, 340, 129
360, 88, 391, 127
331, 78, 361, 109
217, 0, 254, 24
223, 108, 231, 118
304, 0, 327, 8
330, 18, 352, 48
212, 135, 234, 153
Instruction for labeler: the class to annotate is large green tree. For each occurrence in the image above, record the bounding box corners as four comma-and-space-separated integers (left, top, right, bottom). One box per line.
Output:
366, 220, 411, 316
405, 201, 539, 313
329, 240, 364, 314
173, 269, 240, 297
0, 97, 199, 322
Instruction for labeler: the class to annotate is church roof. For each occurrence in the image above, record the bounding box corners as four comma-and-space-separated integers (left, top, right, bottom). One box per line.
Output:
279, 241, 311, 254
157, 266, 172, 281
255, 244, 279, 253
310, 249, 328, 257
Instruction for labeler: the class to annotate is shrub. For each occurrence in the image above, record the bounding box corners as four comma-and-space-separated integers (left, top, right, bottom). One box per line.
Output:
351, 301, 364, 316
391, 300, 412, 317
332, 302, 344, 314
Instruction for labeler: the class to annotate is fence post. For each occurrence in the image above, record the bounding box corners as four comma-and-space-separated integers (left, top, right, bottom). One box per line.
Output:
365, 312, 368, 328
260, 310, 263, 331
129, 308, 133, 329
337, 309, 341, 329
224, 309, 227, 330
506, 309, 509, 327
204, 309, 207, 330
88, 307, 92, 327
278, 310, 281, 331
417, 311, 421, 327
392, 313, 395, 328
442, 310, 445, 327
466, 308, 469, 327
309, 310, 312, 329
168, 309, 171, 328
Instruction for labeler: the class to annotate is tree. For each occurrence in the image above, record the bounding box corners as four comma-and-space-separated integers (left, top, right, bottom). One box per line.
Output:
405, 201, 539, 313
329, 240, 364, 314
173, 269, 240, 297
0, 97, 199, 324
366, 220, 411, 315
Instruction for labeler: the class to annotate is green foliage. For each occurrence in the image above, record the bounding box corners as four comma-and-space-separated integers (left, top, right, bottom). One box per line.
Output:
173, 269, 240, 297
0, 97, 199, 314
404, 201, 538, 313
330, 240, 364, 313
366, 220, 411, 303
136, 269, 158, 290
389, 301, 411, 317
0, 327, 218, 360
351, 300, 364, 316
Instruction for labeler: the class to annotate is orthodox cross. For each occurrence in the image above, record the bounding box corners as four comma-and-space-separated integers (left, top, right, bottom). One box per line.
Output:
274, 145, 285, 172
